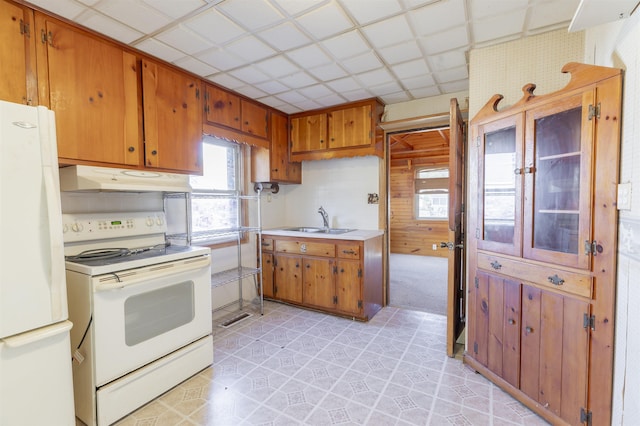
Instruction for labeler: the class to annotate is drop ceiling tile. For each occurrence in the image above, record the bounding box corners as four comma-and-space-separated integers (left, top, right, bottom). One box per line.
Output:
277, 104, 303, 114
298, 84, 334, 99
296, 3, 354, 39
326, 77, 363, 93
155, 25, 214, 55
255, 56, 300, 78
409, 0, 466, 36
528, 0, 580, 30
226, 36, 276, 62
368, 81, 403, 96
315, 93, 348, 107
408, 85, 441, 98
94, 1, 171, 34
280, 71, 318, 89
75, 11, 144, 44
286, 45, 333, 69
341, 88, 374, 102
401, 0, 442, 9
207, 73, 245, 89
229, 66, 271, 84
308, 63, 348, 81
379, 91, 411, 104
135, 39, 185, 63
77, 0, 100, 6
440, 79, 469, 92
234, 85, 268, 99
427, 50, 467, 72
270, 0, 325, 17
434, 64, 468, 83
377, 40, 423, 65
391, 59, 431, 79
356, 68, 395, 87
468, 0, 528, 20
256, 95, 288, 109
255, 80, 289, 94
342, 51, 383, 74
173, 56, 218, 77
340, 0, 403, 25
197, 48, 245, 71
142, 0, 207, 19
293, 99, 323, 111
419, 25, 469, 55
258, 23, 312, 51
217, 0, 284, 31
361, 15, 414, 49
321, 31, 370, 60
184, 9, 245, 45
472, 9, 527, 43
402, 74, 437, 90
277, 90, 308, 104
28, 0, 85, 19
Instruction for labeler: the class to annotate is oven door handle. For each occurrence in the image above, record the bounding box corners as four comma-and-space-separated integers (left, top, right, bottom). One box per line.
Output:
95, 256, 211, 292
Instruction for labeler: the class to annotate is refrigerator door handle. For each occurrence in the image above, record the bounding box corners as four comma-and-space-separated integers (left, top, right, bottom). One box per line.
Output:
1, 320, 72, 348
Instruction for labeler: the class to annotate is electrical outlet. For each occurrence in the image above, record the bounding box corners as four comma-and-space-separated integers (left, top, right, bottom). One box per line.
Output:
432, 244, 437, 250
618, 182, 632, 210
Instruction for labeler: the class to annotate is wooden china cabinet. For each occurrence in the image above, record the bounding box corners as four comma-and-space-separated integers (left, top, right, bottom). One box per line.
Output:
465, 63, 622, 426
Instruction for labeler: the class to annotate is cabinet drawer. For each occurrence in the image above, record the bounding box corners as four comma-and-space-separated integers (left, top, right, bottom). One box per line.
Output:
275, 240, 335, 257
477, 252, 592, 298
261, 238, 273, 252
337, 243, 360, 260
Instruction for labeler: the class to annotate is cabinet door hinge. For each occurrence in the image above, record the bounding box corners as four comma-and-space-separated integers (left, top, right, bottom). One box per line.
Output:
474, 276, 479, 288
580, 408, 592, 426
333, 295, 338, 304
476, 136, 481, 147
333, 266, 338, 274
583, 313, 596, 331
588, 103, 601, 120
20, 20, 30, 37
357, 300, 363, 309
40, 29, 52, 45
584, 240, 598, 256
358, 269, 362, 278
473, 342, 478, 354
195, 87, 200, 99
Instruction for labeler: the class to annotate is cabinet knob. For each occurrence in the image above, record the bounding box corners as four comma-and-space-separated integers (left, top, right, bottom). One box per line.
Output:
320, 139, 324, 144
490, 260, 502, 270
151, 150, 158, 155
508, 318, 516, 325
514, 168, 522, 175
547, 274, 565, 286
128, 146, 135, 152
525, 326, 534, 334
306, 264, 310, 269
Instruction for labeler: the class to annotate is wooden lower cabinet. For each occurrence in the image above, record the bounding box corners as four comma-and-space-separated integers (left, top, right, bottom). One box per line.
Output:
262, 253, 274, 299
262, 234, 383, 320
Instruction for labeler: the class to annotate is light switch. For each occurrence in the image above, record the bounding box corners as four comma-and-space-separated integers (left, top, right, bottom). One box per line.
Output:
617, 182, 632, 210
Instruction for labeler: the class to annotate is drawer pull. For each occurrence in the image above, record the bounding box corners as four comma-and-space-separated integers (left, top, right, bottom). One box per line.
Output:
490, 260, 502, 270
342, 249, 356, 255
548, 274, 565, 286
261, 242, 271, 246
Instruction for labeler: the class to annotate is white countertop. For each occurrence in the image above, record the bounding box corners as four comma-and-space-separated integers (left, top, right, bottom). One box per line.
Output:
262, 228, 384, 241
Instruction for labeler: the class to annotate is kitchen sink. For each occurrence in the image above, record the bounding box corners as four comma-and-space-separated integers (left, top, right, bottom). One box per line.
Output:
285, 227, 354, 235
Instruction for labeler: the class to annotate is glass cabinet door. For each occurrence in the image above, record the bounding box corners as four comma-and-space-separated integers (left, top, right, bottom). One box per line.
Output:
477, 114, 523, 257
523, 93, 593, 270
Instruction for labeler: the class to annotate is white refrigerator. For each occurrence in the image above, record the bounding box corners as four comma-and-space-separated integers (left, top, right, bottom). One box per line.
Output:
0, 101, 75, 425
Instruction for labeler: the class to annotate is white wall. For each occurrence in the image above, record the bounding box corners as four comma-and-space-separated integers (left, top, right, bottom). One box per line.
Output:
585, 14, 640, 424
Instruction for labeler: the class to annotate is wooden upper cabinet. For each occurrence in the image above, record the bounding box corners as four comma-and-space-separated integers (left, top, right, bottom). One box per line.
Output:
204, 84, 240, 129
141, 59, 203, 174
290, 98, 384, 161
251, 110, 301, 184
35, 13, 141, 167
0, 0, 37, 105
241, 99, 268, 139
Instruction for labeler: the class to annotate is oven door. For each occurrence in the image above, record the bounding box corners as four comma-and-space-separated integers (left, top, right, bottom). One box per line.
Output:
91, 255, 211, 386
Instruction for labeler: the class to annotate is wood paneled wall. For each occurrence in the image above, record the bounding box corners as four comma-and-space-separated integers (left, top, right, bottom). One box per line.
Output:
390, 164, 448, 258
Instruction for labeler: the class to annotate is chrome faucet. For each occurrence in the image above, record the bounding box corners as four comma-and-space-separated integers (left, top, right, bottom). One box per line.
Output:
318, 206, 329, 229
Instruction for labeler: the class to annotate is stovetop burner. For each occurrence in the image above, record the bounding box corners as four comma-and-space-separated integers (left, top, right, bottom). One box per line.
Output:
65, 243, 171, 263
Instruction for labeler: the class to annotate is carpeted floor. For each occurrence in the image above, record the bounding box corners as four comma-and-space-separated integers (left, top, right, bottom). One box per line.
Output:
389, 253, 448, 316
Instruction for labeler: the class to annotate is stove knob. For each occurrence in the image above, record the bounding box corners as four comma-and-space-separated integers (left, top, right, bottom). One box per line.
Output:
63, 224, 69, 233
71, 222, 83, 232
146, 217, 154, 226
156, 217, 164, 226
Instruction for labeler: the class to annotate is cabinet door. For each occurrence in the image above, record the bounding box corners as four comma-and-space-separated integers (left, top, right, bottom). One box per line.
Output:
335, 259, 362, 316
476, 114, 524, 257
471, 270, 521, 388
328, 104, 372, 149
523, 93, 593, 270
241, 99, 268, 139
262, 253, 274, 298
270, 111, 301, 183
520, 285, 589, 424
0, 0, 36, 105
141, 59, 202, 173
290, 113, 327, 153
302, 257, 335, 310
204, 84, 240, 129
274, 254, 302, 303
36, 15, 140, 166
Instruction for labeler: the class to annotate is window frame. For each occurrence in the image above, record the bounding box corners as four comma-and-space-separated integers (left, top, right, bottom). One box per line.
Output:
414, 166, 449, 221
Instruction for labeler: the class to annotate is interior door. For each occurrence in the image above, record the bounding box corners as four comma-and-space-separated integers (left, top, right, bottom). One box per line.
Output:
446, 98, 465, 357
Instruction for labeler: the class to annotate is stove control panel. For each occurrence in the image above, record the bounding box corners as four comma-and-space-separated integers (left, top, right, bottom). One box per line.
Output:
62, 211, 167, 243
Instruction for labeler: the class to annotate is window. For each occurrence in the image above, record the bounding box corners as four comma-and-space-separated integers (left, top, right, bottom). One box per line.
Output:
415, 167, 449, 220
189, 136, 242, 245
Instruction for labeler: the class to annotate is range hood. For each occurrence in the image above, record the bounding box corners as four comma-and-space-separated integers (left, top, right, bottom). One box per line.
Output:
59, 165, 192, 192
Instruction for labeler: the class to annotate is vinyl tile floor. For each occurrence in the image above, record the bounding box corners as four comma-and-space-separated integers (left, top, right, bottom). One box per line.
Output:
114, 301, 549, 426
